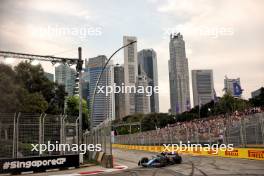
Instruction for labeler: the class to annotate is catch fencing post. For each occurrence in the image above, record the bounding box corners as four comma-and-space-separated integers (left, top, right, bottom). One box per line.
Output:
104, 128, 107, 153
38, 114, 42, 156
260, 116, 264, 145
158, 130, 161, 146
60, 115, 65, 155
42, 114, 46, 145
16, 113, 20, 158
185, 127, 189, 143
240, 118, 246, 148
75, 117, 79, 145
12, 113, 16, 158
208, 127, 211, 145
109, 121, 112, 155
195, 126, 199, 144
169, 128, 173, 145
254, 117, 258, 145
38, 113, 46, 156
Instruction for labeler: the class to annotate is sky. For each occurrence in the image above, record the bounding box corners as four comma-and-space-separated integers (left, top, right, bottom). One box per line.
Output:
0, 0, 263, 112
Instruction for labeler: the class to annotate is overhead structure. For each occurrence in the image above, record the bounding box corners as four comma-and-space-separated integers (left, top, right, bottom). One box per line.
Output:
0, 51, 82, 68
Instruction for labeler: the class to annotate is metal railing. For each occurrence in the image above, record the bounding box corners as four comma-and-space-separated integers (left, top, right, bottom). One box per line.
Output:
0, 113, 78, 159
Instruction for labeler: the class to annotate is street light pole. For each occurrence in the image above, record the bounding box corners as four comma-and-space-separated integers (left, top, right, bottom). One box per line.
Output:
78, 47, 83, 163
78, 47, 83, 143
89, 40, 137, 130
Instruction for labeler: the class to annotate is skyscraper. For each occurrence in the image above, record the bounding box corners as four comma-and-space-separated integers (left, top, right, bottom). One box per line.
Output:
192, 70, 214, 107
88, 55, 115, 127
44, 72, 54, 82
135, 69, 151, 113
55, 64, 76, 96
123, 36, 138, 116
224, 76, 243, 97
168, 33, 191, 114
82, 60, 90, 110
138, 49, 159, 112
114, 64, 125, 120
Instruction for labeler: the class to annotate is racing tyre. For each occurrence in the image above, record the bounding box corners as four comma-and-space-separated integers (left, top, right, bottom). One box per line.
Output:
138, 157, 149, 166
173, 156, 182, 164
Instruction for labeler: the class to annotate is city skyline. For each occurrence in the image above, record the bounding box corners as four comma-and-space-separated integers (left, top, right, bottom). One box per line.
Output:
0, 0, 263, 112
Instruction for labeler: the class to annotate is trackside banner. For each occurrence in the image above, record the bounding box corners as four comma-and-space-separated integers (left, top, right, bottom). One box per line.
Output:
113, 144, 264, 161
0, 154, 79, 174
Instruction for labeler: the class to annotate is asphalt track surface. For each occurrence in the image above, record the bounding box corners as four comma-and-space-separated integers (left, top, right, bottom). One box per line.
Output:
1, 148, 263, 176
102, 148, 264, 176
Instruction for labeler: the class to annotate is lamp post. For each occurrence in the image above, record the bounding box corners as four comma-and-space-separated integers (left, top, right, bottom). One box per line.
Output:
89, 40, 137, 130
88, 41, 136, 162
77, 47, 83, 144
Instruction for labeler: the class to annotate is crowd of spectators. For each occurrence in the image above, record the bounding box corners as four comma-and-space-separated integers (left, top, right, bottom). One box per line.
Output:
116, 107, 264, 145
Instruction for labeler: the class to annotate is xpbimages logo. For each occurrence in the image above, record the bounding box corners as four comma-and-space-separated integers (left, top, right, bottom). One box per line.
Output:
97, 83, 159, 96
31, 141, 101, 154
163, 141, 234, 154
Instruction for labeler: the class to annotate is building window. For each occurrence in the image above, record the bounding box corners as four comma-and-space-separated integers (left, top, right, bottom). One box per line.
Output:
128, 65, 135, 83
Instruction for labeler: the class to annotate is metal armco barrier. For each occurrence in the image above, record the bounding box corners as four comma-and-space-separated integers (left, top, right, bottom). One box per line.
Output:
101, 154, 113, 168
97, 152, 105, 163
113, 144, 264, 161
85, 150, 113, 168
83, 119, 113, 168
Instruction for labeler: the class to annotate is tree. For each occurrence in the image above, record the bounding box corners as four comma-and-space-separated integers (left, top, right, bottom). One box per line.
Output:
66, 96, 89, 130
14, 61, 67, 114
46, 84, 67, 114
249, 87, 264, 107
217, 91, 236, 114
15, 62, 53, 97
141, 115, 156, 131
215, 91, 250, 115
176, 112, 197, 122
0, 62, 67, 114
0, 63, 49, 113
0, 64, 22, 112
19, 91, 48, 113
113, 113, 177, 134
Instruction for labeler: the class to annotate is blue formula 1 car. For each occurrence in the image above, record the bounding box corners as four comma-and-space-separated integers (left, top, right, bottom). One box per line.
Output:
138, 152, 182, 167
